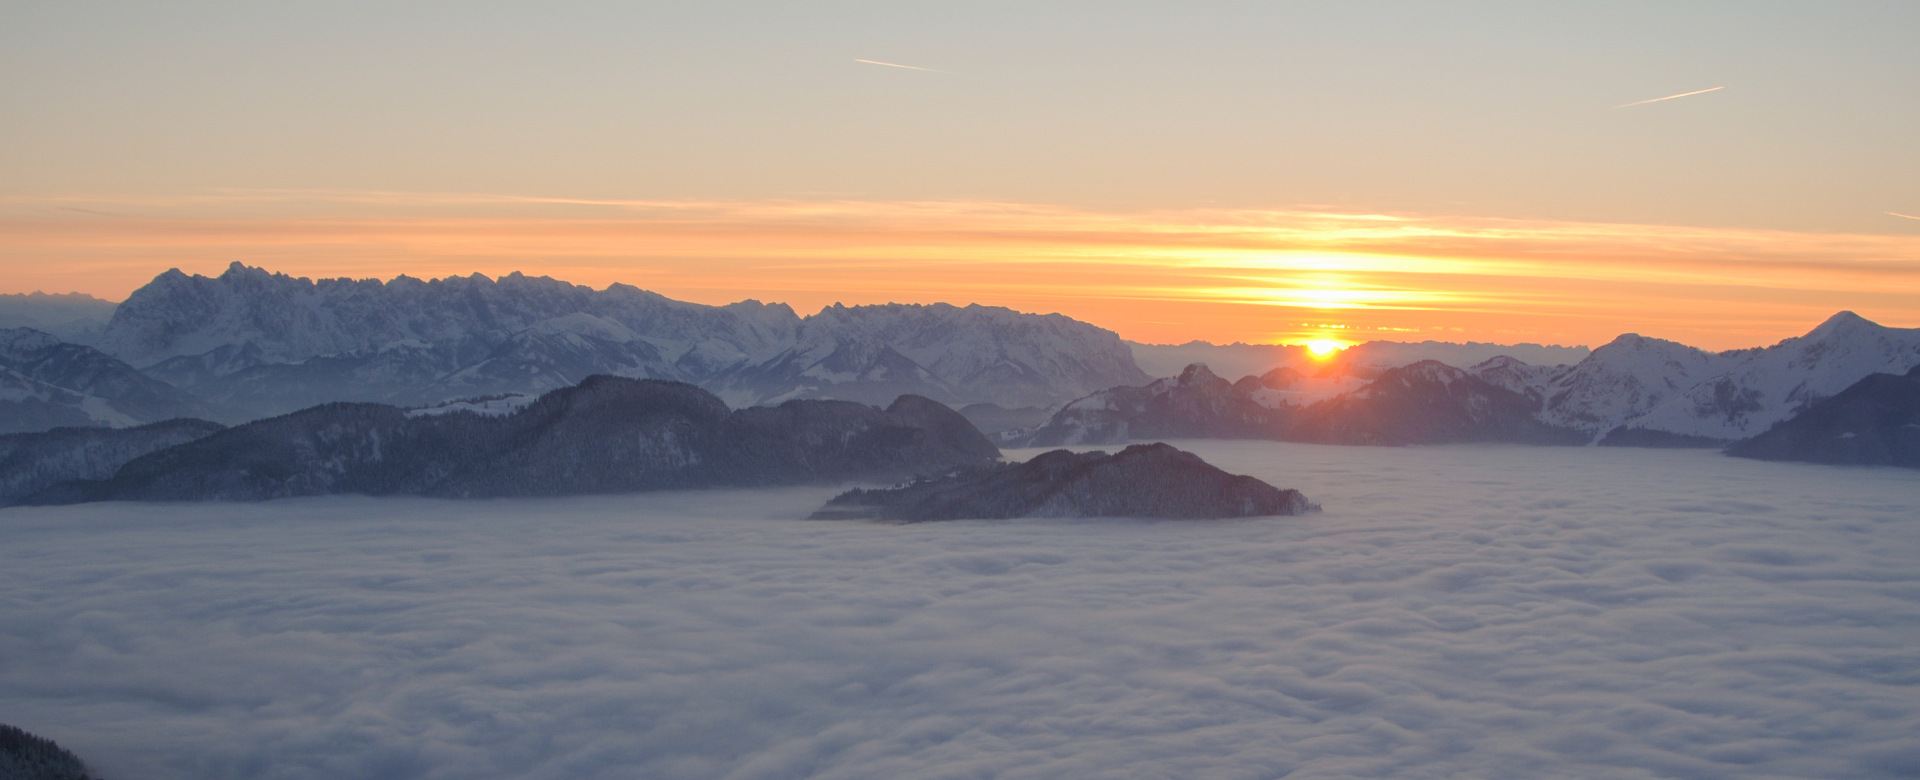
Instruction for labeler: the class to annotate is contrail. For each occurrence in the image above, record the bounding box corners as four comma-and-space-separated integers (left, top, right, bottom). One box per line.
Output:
855, 59, 941, 72
1616, 86, 1724, 108
1889, 211, 1920, 221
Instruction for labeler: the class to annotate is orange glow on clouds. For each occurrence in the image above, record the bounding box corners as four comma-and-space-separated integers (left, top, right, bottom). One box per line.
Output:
3, 191, 1918, 351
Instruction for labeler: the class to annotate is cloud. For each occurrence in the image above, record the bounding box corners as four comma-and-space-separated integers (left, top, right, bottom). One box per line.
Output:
854, 59, 942, 73
3, 442, 1918, 779
1615, 86, 1725, 108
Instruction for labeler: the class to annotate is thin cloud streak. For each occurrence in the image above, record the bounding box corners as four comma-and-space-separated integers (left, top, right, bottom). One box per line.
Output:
1616, 86, 1725, 108
1889, 211, 1920, 221
854, 58, 941, 72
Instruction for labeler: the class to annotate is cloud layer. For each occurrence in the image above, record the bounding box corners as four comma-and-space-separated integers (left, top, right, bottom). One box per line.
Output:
3, 442, 1918, 779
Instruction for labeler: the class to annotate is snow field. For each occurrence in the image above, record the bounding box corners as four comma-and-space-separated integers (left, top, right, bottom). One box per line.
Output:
2, 442, 1917, 779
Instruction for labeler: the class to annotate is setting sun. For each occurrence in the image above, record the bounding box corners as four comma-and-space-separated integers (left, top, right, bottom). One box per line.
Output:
1305, 339, 1347, 358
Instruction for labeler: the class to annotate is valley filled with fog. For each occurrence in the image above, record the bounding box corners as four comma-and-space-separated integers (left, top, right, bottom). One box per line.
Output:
4, 442, 1917, 780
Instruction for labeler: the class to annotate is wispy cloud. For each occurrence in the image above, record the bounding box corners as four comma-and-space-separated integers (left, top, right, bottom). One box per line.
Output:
854, 58, 942, 73
1616, 86, 1724, 108
1888, 211, 1920, 221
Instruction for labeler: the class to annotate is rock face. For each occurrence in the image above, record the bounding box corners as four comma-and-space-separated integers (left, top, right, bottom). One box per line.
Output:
98, 264, 1145, 419
30, 378, 999, 503
810, 442, 1317, 521
1725, 366, 1920, 468
0, 723, 94, 780
0, 327, 212, 433
0, 419, 225, 505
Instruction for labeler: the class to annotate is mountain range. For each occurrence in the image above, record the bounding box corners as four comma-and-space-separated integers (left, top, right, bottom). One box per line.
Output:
1009, 312, 1920, 450
0, 327, 212, 433
2, 264, 1915, 464
95, 263, 1147, 421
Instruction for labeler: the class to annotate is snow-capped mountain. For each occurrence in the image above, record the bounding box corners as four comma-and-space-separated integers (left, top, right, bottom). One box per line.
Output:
1469, 312, 1920, 442
99, 264, 1147, 419
102, 263, 799, 370
1630, 312, 1920, 440
1519, 333, 1734, 435
712, 302, 1148, 408
0, 327, 211, 433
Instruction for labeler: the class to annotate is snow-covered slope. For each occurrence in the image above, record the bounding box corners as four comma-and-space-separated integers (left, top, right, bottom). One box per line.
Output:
1631, 312, 1920, 439
1529, 334, 1735, 435
715, 303, 1148, 408
1467, 312, 1920, 443
0, 327, 210, 432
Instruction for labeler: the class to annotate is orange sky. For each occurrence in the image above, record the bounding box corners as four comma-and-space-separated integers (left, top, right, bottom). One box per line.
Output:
5, 193, 1918, 351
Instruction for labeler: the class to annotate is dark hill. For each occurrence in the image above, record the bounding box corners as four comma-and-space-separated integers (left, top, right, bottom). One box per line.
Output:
1726, 366, 1920, 467
810, 442, 1317, 521
1, 418, 225, 505
27, 377, 998, 503
0, 723, 94, 780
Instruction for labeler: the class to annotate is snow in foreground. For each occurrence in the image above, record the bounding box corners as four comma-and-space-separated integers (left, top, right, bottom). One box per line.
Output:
3, 442, 1917, 780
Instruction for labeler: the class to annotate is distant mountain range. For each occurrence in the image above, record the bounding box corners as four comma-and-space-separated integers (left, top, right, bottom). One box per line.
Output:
0, 291, 117, 344
94, 263, 1147, 421
1008, 312, 1920, 451
1127, 339, 1592, 380
0, 327, 212, 433
2, 264, 1915, 467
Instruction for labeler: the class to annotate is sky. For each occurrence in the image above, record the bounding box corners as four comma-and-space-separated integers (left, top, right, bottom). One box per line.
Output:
3, 0, 1917, 350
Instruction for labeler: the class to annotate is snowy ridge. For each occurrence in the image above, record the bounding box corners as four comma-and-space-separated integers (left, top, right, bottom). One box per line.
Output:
101, 263, 800, 370
100, 265, 1146, 418
1467, 312, 1920, 442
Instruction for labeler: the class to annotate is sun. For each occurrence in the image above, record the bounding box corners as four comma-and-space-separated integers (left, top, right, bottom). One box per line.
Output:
1305, 339, 1346, 358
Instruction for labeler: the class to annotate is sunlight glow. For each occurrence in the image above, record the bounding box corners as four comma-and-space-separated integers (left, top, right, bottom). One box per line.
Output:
5, 192, 1917, 350
1305, 339, 1347, 358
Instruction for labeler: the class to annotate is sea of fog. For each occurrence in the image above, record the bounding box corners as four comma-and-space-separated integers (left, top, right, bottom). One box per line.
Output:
3, 442, 1918, 780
